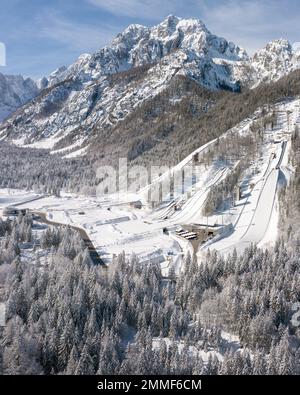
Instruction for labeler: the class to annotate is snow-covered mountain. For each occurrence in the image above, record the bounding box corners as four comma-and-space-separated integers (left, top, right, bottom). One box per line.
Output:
251, 39, 300, 86
41, 16, 248, 89
0, 73, 39, 121
0, 16, 249, 149
0, 15, 299, 153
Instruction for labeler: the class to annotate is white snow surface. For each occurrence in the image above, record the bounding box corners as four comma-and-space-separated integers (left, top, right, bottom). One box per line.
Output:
152, 330, 242, 363
0, 188, 41, 216
200, 99, 300, 256
1, 99, 299, 270
2, 16, 300, 153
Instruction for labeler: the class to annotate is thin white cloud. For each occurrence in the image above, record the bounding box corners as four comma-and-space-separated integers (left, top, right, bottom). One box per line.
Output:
88, 0, 300, 54
37, 11, 119, 52
88, 0, 184, 20
198, 0, 300, 54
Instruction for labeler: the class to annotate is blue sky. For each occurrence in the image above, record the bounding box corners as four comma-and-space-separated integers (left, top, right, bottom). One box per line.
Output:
0, 0, 300, 79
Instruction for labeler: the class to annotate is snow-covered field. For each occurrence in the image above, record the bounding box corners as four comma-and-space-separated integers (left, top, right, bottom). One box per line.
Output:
0, 188, 41, 215
3, 192, 183, 274
1, 98, 299, 271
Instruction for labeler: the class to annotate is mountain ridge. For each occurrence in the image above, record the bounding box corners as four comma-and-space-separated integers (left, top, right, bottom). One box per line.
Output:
0, 73, 39, 122
0, 15, 300, 156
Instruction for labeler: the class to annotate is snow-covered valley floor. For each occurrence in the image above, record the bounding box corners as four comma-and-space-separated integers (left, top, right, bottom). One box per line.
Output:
1, 98, 299, 273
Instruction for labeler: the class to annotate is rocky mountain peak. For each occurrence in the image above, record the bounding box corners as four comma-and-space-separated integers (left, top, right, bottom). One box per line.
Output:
1, 16, 300, 155
0, 73, 39, 121
251, 38, 299, 85
253, 39, 292, 61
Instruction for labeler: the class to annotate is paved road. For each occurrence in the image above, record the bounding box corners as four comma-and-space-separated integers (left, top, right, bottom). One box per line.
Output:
33, 212, 106, 266
12, 195, 47, 207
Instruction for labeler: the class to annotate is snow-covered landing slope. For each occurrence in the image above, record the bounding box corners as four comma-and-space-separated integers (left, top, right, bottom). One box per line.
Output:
202, 99, 300, 256
2, 100, 299, 272
141, 112, 258, 202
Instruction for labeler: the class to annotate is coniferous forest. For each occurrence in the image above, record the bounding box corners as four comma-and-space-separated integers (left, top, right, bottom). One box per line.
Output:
1, 7, 300, 379
0, 128, 300, 375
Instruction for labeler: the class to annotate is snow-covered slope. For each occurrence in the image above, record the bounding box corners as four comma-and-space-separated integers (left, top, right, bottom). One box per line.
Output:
1, 15, 300, 153
0, 73, 39, 121
251, 39, 300, 86
0, 15, 248, 148
41, 16, 248, 89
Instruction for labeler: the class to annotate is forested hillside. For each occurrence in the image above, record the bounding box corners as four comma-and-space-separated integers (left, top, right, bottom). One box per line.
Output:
0, 124, 300, 374
1, 70, 300, 198
1, 8, 300, 379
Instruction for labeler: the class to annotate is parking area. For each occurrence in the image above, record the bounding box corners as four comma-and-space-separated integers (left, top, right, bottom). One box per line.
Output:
175, 224, 218, 253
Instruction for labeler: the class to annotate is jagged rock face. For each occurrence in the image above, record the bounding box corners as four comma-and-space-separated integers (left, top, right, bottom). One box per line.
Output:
0, 73, 39, 121
0, 15, 300, 154
0, 16, 248, 149
41, 15, 248, 89
251, 39, 300, 85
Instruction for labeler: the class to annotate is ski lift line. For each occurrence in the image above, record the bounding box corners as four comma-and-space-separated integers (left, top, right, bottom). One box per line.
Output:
168, 167, 228, 223
211, 170, 279, 254
204, 135, 287, 253
239, 139, 286, 237
235, 147, 278, 231
139, 113, 250, 196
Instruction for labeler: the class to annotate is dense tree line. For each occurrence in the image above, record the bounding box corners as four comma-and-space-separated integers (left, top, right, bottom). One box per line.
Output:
203, 160, 245, 216
0, 214, 32, 265
0, 212, 300, 374
2, 70, 300, 199
0, 122, 300, 375
1, 74, 300, 375
0, 143, 99, 196
90, 69, 300, 171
